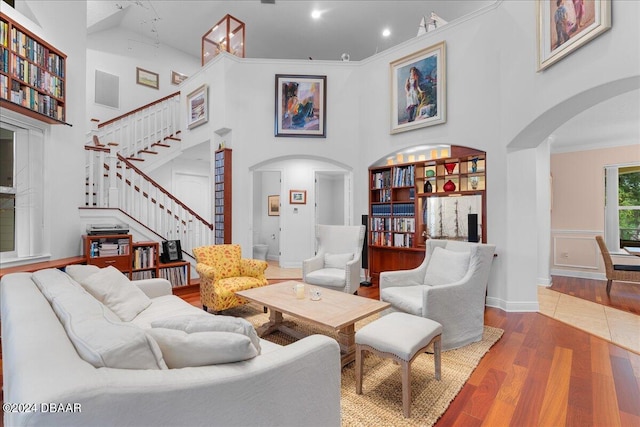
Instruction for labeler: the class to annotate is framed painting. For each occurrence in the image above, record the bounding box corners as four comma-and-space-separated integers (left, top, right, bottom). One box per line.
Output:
136, 67, 159, 89
186, 84, 208, 130
390, 41, 446, 134
537, 0, 611, 71
275, 74, 326, 137
289, 190, 306, 205
268, 195, 280, 216
171, 71, 188, 85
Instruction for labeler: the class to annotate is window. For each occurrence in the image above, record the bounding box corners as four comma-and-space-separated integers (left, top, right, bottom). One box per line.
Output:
0, 128, 16, 253
0, 118, 45, 263
604, 164, 640, 252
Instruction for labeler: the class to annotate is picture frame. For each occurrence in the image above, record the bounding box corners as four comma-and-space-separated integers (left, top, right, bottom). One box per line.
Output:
289, 190, 307, 205
390, 42, 446, 134
136, 67, 159, 89
186, 84, 208, 130
171, 71, 188, 85
268, 195, 280, 216
536, 0, 611, 71
275, 74, 326, 138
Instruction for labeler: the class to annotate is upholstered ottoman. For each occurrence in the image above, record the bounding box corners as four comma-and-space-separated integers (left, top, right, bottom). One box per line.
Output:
355, 312, 442, 418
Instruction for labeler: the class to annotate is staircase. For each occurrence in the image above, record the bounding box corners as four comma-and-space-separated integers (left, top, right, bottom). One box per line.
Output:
84, 91, 214, 259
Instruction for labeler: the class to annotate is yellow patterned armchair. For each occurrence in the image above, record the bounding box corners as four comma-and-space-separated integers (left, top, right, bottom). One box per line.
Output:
193, 244, 269, 313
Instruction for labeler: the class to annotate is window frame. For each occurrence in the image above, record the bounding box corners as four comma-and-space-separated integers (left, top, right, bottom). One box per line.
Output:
604, 163, 640, 253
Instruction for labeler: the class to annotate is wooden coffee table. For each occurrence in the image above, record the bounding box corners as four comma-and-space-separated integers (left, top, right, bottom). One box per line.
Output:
236, 280, 390, 367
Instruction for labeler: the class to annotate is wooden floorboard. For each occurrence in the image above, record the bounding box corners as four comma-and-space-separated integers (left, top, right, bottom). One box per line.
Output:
550, 275, 640, 315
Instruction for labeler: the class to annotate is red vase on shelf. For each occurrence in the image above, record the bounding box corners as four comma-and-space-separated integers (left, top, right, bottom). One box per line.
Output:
443, 179, 456, 192
444, 162, 457, 174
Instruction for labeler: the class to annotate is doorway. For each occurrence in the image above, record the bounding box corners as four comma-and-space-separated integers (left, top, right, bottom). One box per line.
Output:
315, 171, 348, 226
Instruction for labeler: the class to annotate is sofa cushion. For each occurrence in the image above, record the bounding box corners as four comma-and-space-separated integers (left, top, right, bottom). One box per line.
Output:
79, 266, 152, 321
424, 247, 470, 286
151, 314, 261, 354
305, 268, 346, 288
64, 264, 101, 283
147, 328, 259, 368
324, 252, 353, 269
379, 285, 424, 316
31, 269, 167, 370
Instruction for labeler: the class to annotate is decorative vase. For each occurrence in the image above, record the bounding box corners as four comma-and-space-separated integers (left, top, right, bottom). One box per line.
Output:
470, 176, 479, 190
424, 180, 433, 193
425, 169, 435, 178
443, 179, 456, 192
444, 162, 457, 174
471, 157, 478, 173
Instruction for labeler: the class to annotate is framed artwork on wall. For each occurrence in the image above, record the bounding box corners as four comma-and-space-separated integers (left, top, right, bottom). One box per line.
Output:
268, 195, 280, 216
390, 41, 446, 134
289, 190, 306, 204
136, 67, 159, 89
186, 84, 208, 130
536, 0, 611, 71
275, 74, 326, 138
171, 71, 188, 85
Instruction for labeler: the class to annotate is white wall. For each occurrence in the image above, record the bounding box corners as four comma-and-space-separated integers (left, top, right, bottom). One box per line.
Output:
8, 1, 638, 311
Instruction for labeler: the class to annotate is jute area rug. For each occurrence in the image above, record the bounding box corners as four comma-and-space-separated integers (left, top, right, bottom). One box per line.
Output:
225, 303, 504, 427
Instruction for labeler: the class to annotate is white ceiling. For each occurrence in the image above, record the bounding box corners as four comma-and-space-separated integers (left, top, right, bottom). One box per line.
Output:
86, 0, 495, 61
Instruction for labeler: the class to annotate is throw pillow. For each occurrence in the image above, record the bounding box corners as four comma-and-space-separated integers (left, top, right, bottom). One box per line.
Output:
423, 246, 470, 286
64, 264, 101, 283
324, 252, 354, 269
147, 328, 259, 368
151, 314, 261, 354
79, 266, 152, 322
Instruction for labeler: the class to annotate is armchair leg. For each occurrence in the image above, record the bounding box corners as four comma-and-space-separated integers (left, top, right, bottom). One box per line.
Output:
264, 306, 268, 313
606, 279, 613, 295
203, 305, 208, 312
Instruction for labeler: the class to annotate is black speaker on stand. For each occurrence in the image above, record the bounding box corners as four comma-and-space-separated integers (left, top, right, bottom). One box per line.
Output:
360, 214, 372, 286
468, 214, 479, 243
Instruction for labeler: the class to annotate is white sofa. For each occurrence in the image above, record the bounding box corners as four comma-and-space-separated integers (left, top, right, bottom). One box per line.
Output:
1, 268, 341, 427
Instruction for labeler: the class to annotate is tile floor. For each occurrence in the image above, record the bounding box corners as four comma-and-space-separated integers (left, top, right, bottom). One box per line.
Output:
538, 286, 640, 354
265, 261, 640, 354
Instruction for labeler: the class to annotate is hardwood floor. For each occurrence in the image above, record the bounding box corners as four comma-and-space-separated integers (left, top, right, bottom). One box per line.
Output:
180, 279, 640, 427
550, 275, 640, 315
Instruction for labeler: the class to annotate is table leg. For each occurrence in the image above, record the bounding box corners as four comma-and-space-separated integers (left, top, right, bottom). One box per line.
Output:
255, 309, 283, 337
338, 323, 356, 367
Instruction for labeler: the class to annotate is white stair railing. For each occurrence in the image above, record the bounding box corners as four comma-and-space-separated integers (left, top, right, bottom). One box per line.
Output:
84, 145, 214, 256
92, 92, 181, 160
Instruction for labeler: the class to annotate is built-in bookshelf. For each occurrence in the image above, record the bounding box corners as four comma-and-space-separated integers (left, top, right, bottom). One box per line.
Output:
368, 146, 487, 283
214, 148, 232, 244
0, 13, 67, 124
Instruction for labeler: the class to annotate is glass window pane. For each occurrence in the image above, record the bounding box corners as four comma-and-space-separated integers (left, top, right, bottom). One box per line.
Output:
619, 166, 640, 207
0, 193, 15, 252
619, 209, 640, 243
0, 128, 15, 188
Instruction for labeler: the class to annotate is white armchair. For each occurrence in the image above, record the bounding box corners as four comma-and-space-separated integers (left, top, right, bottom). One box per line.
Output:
303, 224, 366, 294
379, 239, 496, 350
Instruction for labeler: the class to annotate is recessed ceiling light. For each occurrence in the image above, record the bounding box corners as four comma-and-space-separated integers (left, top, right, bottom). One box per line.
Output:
311, 10, 322, 19
382, 28, 391, 37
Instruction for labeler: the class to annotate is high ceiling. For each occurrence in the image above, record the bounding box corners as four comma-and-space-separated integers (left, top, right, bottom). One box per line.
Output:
15, 1, 637, 153
86, 0, 495, 61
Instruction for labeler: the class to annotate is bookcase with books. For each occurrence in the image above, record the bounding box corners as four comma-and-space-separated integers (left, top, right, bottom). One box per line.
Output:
131, 241, 159, 280
214, 148, 232, 244
84, 234, 133, 277
0, 13, 67, 124
84, 235, 190, 287
368, 146, 486, 283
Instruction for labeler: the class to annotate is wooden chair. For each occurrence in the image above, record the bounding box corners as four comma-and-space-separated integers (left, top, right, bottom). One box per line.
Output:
595, 236, 640, 294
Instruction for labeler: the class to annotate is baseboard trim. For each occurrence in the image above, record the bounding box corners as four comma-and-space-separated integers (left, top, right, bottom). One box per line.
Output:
486, 296, 539, 313
551, 269, 605, 280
